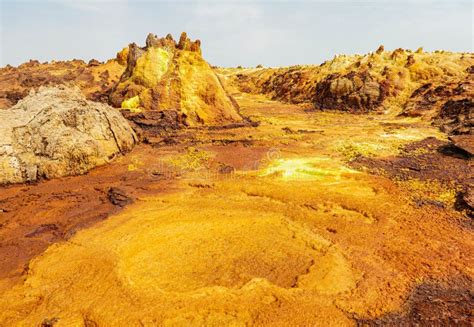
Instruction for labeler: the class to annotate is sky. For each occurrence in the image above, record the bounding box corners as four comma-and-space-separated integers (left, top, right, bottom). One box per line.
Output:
0, 0, 472, 67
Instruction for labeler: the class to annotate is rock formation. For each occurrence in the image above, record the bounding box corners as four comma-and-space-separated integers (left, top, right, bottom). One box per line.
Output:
437, 98, 473, 136
439, 98, 473, 155
402, 66, 473, 155
313, 71, 386, 112
402, 67, 473, 121
110, 32, 243, 126
448, 134, 474, 156
224, 48, 473, 114
0, 58, 126, 109
0, 86, 137, 184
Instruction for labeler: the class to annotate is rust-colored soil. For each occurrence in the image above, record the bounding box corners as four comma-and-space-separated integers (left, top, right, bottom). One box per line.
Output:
356, 277, 473, 326
351, 137, 473, 220
0, 145, 177, 287
0, 94, 472, 325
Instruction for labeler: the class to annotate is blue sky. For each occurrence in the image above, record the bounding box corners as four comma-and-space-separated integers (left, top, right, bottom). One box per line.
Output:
0, 0, 472, 67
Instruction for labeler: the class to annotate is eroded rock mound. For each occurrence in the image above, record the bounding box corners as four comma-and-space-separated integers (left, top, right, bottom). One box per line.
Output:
401, 66, 473, 154
314, 71, 386, 112
0, 86, 138, 184
110, 32, 243, 126
223, 47, 473, 114
403, 67, 473, 121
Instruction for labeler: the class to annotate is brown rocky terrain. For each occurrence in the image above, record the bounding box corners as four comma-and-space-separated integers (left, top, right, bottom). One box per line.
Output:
402, 66, 473, 121
222, 47, 473, 116
0, 35, 472, 326
313, 70, 386, 112
403, 65, 473, 155
219, 48, 473, 218
0, 58, 125, 109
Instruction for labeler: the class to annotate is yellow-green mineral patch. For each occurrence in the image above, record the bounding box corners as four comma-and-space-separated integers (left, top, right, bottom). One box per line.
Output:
261, 157, 359, 182
121, 95, 141, 112
132, 47, 171, 87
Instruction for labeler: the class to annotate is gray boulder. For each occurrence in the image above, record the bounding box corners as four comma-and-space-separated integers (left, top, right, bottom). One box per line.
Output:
0, 86, 138, 184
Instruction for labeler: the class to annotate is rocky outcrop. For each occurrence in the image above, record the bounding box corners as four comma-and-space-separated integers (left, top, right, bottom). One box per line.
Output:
460, 186, 474, 216
0, 86, 138, 184
0, 58, 126, 109
436, 98, 473, 136
223, 48, 473, 114
449, 135, 474, 156
313, 71, 386, 112
402, 66, 473, 154
227, 66, 321, 104
110, 32, 243, 126
438, 98, 474, 155
402, 68, 473, 120
120, 110, 185, 143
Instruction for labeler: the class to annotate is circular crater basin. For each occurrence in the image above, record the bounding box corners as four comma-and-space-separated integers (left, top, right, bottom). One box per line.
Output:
117, 216, 319, 292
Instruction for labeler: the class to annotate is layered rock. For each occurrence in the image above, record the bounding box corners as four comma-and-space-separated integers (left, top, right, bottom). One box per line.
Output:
448, 135, 474, 156
225, 65, 321, 104
110, 32, 243, 126
313, 71, 386, 112
439, 98, 474, 155
223, 47, 473, 114
0, 86, 138, 184
402, 67, 473, 121
437, 98, 473, 136
402, 66, 473, 155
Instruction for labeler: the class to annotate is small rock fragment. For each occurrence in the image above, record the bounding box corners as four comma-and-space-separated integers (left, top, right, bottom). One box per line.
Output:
25, 224, 59, 238
107, 187, 133, 207
462, 188, 474, 210
449, 135, 474, 156
87, 59, 101, 67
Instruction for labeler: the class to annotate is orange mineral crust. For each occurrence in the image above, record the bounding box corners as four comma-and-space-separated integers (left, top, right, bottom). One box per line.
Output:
0, 92, 472, 325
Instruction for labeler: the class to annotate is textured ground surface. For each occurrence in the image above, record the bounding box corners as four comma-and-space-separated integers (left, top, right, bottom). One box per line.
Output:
0, 93, 472, 325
